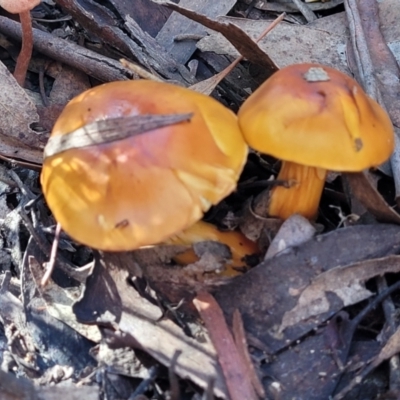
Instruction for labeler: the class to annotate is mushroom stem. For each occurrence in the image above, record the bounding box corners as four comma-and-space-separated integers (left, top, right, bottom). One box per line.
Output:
165, 220, 258, 275
268, 161, 327, 220
13, 10, 33, 86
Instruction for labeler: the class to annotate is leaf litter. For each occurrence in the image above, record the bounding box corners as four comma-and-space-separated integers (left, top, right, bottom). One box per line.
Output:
0, 0, 400, 399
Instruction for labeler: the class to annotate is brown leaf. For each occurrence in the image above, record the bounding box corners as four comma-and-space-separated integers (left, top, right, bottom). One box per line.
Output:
344, 172, 400, 224
49, 64, 91, 105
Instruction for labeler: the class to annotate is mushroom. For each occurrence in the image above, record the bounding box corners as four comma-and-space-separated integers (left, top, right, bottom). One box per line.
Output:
41, 80, 249, 252
165, 220, 258, 274
0, 0, 40, 85
238, 63, 394, 220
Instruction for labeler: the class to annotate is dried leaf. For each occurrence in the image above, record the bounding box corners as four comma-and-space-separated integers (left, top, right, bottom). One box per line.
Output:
280, 255, 400, 332
74, 252, 229, 399
214, 224, 400, 353
154, 0, 237, 64
28, 256, 101, 343
197, 17, 349, 73
345, 0, 400, 202
264, 214, 316, 260
252, 0, 343, 12
190, 13, 284, 95
0, 61, 43, 149
333, 325, 400, 399
153, 0, 277, 71
344, 172, 400, 224
0, 62, 43, 164
49, 64, 91, 105
193, 292, 258, 400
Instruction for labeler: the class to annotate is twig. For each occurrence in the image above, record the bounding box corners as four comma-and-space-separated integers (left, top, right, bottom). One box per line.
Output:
41, 222, 61, 286
292, 0, 317, 22
344, 0, 380, 99
190, 13, 285, 95
169, 351, 182, 400
38, 65, 49, 106
120, 58, 163, 82
0, 16, 134, 82
376, 276, 400, 390
128, 366, 159, 400
333, 279, 400, 399
19, 208, 51, 257
7, 169, 35, 199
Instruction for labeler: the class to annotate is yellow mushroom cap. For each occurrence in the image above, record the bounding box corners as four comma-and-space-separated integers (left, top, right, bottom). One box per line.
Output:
238, 63, 394, 171
40, 80, 248, 251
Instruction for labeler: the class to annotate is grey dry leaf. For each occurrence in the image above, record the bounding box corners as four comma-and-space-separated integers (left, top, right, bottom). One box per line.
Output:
264, 214, 316, 260
197, 16, 349, 73
279, 255, 400, 333
153, 0, 277, 71
154, 0, 237, 65
0, 61, 41, 147
249, 0, 344, 12
28, 256, 101, 343
197, 0, 399, 74
74, 253, 230, 399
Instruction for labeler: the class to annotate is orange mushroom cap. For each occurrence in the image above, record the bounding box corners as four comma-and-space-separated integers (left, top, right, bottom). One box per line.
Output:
41, 80, 248, 251
238, 63, 394, 171
0, 0, 40, 13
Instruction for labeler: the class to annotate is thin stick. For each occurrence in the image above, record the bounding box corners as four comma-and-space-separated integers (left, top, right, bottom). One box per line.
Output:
41, 222, 62, 286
